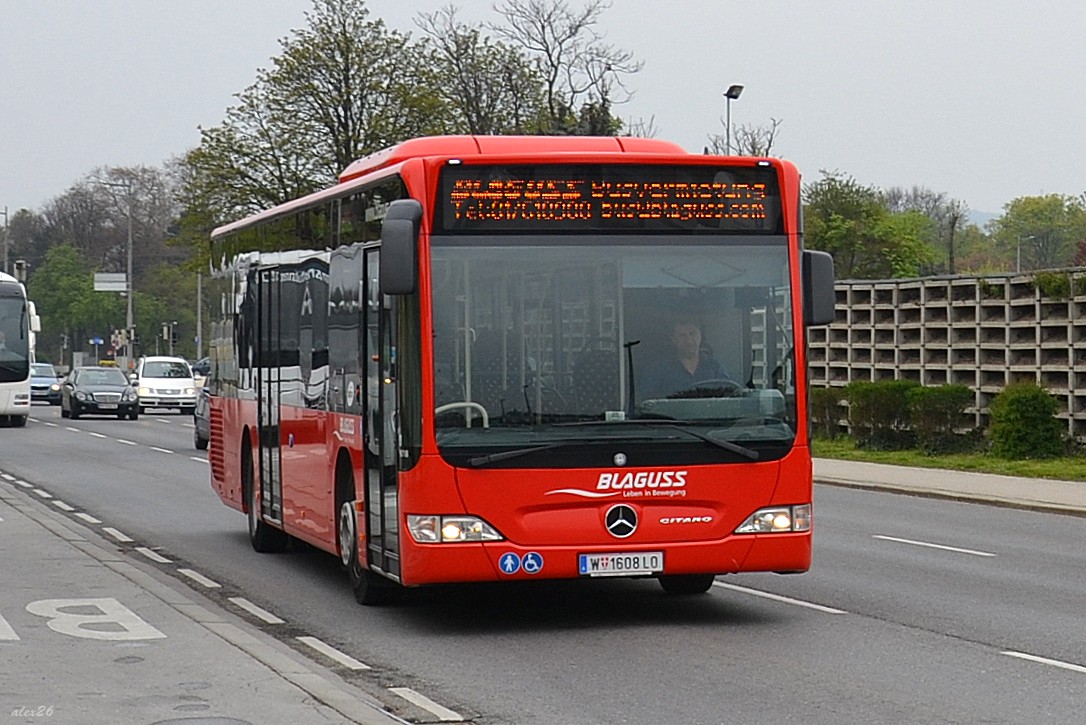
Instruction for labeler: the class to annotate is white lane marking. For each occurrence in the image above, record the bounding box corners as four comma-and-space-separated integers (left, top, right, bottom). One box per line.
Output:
1002, 651, 1086, 675
1, 473, 15, 481
873, 534, 996, 558
713, 582, 847, 615
0, 612, 20, 640
89, 432, 107, 439
75, 513, 101, 524
296, 636, 371, 670
189, 456, 208, 464
33, 489, 53, 499
229, 597, 285, 625
116, 439, 137, 446
65, 426, 79, 432
43, 422, 58, 427
178, 568, 221, 588
389, 687, 464, 722
135, 547, 172, 564
52, 500, 75, 512
149, 446, 173, 454
102, 527, 134, 543
15, 480, 32, 488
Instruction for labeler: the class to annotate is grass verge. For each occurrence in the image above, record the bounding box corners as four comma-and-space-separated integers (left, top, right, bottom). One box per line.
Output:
811, 438, 1086, 482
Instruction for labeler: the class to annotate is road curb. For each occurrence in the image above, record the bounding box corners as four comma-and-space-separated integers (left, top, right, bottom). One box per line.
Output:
815, 477, 1086, 518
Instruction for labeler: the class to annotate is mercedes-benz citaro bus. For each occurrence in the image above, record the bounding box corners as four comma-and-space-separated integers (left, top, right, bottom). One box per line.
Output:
206, 135, 836, 604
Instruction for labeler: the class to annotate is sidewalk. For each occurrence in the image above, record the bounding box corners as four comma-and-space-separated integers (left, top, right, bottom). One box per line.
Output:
0, 481, 404, 725
814, 457, 1086, 516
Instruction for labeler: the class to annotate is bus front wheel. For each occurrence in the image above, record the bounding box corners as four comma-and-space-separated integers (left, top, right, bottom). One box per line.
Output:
658, 574, 716, 596
342, 506, 400, 606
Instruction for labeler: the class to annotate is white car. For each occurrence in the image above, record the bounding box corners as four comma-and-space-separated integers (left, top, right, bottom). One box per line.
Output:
132, 356, 198, 414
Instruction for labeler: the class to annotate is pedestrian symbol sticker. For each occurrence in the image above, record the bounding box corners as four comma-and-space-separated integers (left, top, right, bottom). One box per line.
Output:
522, 552, 544, 575
500, 552, 521, 574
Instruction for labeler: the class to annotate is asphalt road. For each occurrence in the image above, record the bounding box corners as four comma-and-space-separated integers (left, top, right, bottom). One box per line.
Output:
3, 403, 1084, 724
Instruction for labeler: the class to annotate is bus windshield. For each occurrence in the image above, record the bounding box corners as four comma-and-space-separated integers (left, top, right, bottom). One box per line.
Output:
430, 238, 797, 466
0, 295, 30, 382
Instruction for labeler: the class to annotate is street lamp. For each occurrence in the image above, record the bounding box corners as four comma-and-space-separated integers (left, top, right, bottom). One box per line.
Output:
1, 206, 8, 275
95, 180, 135, 368
1016, 234, 1036, 274
724, 84, 744, 155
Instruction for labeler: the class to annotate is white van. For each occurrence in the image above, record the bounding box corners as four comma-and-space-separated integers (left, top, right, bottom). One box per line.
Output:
132, 355, 197, 414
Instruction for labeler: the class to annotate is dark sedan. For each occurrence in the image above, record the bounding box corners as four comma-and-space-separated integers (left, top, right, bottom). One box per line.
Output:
193, 384, 210, 450
30, 362, 62, 405
61, 366, 140, 420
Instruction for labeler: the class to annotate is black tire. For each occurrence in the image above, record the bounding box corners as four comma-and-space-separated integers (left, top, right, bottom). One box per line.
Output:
69, 404, 80, 420
50, 400, 60, 407
194, 431, 208, 450
116, 413, 126, 419
244, 439, 288, 553
129, 411, 139, 421
340, 494, 400, 606
658, 574, 717, 596
11, 415, 27, 428
350, 561, 400, 606
138, 405, 146, 415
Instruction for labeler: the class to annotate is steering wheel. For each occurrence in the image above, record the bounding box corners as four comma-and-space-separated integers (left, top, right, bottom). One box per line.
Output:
689, 378, 744, 396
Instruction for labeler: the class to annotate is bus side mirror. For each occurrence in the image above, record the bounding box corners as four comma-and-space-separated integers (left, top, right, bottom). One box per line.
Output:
802, 250, 836, 326
380, 199, 423, 295
28, 301, 41, 333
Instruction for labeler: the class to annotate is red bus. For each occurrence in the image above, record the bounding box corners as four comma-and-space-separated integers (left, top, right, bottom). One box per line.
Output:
207, 135, 835, 604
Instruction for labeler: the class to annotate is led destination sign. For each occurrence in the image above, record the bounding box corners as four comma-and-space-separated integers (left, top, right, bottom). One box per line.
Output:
438, 164, 782, 233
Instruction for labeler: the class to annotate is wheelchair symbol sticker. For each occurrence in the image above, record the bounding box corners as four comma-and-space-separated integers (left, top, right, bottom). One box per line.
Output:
500, 552, 521, 574
522, 552, 544, 575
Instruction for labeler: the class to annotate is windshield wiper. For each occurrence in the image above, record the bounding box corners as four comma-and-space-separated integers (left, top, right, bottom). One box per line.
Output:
466, 443, 568, 468
556, 419, 759, 460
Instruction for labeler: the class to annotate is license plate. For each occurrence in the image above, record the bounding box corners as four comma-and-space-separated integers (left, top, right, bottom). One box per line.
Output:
98, 403, 118, 410
578, 551, 664, 577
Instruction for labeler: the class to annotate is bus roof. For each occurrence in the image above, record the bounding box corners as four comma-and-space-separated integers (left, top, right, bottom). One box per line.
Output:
337, 135, 689, 183
211, 135, 693, 240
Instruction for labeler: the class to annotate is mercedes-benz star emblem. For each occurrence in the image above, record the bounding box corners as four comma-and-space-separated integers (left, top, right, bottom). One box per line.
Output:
605, 504, 638, 539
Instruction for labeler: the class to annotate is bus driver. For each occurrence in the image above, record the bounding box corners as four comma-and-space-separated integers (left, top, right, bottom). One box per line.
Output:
643, 317, 732, 398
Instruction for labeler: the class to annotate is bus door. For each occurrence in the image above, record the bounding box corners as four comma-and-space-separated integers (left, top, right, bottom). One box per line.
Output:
364, 249, 401, 578
257, 267, 283, 524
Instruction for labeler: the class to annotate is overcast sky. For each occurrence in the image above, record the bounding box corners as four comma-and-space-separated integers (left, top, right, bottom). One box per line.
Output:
2, 0, 1083, 218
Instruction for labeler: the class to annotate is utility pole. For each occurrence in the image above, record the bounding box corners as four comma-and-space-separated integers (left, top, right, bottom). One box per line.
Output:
1, 206, 8, 275
96, 180, 135, 369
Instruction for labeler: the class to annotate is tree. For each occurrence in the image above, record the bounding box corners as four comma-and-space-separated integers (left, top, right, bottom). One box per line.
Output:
884, 186, 970, 274
803, 171, 888, 279
705, 118, 782, 157
490, 0, 641, 134
180, 0, 448, 231
416, 5, 547, 135
803, 171, 940, 279
988, 194, 1086, 271
25, 244, 124, 365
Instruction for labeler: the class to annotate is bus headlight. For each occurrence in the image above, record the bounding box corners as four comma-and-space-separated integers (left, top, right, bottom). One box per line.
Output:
407, 515, 503, 543
735, 504, 811, 534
